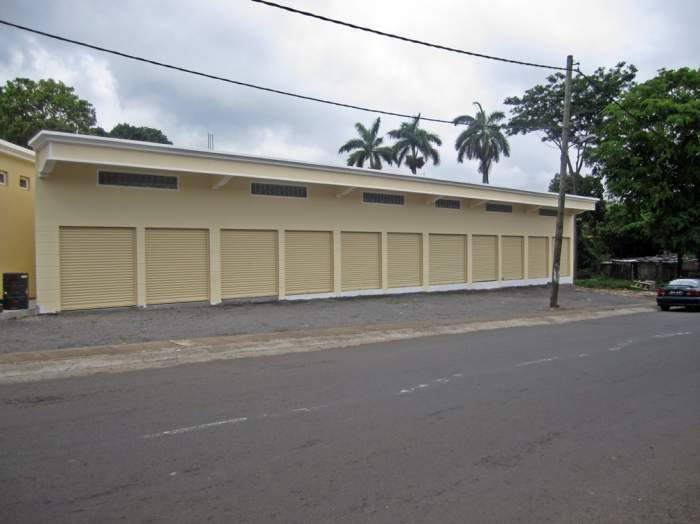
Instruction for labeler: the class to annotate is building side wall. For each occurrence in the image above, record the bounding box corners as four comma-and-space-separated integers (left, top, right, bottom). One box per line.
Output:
0, 152, 36, 297
35, 164, 575, 312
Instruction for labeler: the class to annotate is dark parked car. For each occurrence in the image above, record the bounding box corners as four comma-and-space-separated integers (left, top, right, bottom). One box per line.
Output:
656, 278, 700, 311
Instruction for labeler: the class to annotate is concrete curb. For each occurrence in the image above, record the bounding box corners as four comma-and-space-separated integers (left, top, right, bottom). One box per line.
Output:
0, 304, 655, 384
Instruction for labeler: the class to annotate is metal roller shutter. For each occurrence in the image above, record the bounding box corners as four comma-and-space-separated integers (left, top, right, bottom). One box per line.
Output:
341, 232, 381, 291
429, 234, 466, 285
146, 228, 209, 304
472, 235, 498, 282
561, 237, 571, 277
502, 236, 524, 280
285, 231, 333, 295
59, 227, 136, 310
387, 233, 422, 288
528, 237, 548, 279
221, 230, 278, 299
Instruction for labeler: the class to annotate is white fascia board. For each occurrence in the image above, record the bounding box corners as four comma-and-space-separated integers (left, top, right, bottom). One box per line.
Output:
0, 138, 35, 162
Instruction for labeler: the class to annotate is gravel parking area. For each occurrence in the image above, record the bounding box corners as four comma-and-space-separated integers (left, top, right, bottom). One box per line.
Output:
0, 286, 653, 354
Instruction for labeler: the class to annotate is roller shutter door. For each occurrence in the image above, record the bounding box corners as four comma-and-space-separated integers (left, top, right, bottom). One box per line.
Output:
285, 231, 333, 295
221, 230, 278, 299
341, 232, 381, 291
429, 234, 466, 285
146, 228, 209, 304
502, 236, 524, 280
388, 233, 422, 288
561, 237, 571, 277
472, 235, 498, 282
59, 227, 136, 310
528, 237, 548, 279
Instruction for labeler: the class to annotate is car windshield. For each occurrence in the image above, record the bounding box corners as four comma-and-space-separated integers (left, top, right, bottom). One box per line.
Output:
668, 279, 699, 286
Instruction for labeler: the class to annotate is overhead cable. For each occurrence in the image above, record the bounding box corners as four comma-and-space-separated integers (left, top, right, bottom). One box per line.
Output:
250, 0, 567, 71
0, 19, 461, 124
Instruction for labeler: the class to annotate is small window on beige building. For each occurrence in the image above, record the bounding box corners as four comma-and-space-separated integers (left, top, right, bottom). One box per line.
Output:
0, 171, 7, 186
19, 176, 30, 190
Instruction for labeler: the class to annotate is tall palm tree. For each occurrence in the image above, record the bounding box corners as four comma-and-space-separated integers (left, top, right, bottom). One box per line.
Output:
338, 117, 394, 170
453, 102, 511, 184
388, 115, 442, 175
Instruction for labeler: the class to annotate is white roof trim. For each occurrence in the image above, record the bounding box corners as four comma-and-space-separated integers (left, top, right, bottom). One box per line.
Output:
0, 138, 35, 162
29, 130, 598, 204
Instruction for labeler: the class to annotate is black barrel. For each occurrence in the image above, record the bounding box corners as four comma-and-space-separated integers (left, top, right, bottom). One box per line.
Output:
3, 273, 29, 310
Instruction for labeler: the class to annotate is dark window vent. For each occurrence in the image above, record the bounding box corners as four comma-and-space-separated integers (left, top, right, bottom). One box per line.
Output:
435, 198, 461, 209
99, 171, 178, 190
538, 208, 558, 217
251, 182, 307, 198
485, 202, 513, 213
363, 192, 404, 205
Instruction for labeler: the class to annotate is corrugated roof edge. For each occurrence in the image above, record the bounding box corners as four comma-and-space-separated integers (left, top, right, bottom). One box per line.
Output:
0, 138, 35, 162
28, 130, 598, 203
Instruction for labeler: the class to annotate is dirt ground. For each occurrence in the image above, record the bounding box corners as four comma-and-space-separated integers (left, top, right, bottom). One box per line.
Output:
0, 285, 654, 354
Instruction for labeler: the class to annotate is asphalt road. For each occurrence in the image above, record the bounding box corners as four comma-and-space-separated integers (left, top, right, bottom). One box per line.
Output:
1, 311, 698, 523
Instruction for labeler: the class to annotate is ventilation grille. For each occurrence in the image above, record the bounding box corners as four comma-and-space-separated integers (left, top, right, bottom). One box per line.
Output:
435, 198, 460, 209
251, 182, 307, 198
363, 192, 404, 205
485, 203, 513, 213
99, 171, 178, 190
539, 208, 558, 217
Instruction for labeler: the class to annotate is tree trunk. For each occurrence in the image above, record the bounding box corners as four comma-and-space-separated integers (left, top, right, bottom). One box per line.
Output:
677, 252, 684, 278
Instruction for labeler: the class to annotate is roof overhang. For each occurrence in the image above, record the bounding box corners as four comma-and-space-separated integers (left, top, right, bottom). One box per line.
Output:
29, 131, 597, 213
0, 138, 35, 163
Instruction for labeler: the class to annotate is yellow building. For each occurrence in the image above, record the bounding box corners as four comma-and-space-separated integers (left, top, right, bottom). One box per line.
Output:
29, 131, 595, 314
0, 139, 36, 298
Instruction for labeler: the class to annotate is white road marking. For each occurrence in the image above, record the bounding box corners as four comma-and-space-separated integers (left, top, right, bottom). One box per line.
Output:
653, 332, 692, 339
514, 357, 559, 368
398, 373, 465, 395
144, 417, 248, 439
578, 353, 590, 358
608, 339, 635, 352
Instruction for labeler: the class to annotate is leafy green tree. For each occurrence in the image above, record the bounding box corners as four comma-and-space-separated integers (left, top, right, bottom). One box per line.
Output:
505, 63, 637, 193
548, 172, 604, 199
338, 117, 394, 169
594, 203, 661, 259
388, 115, 442, 175
0, 77, 96, 147
108, 123, 172, 144
592, 67, 700, 272
453, 102, 510, 184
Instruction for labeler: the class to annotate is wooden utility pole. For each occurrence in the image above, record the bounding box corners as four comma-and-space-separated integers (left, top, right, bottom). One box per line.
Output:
550, 55, 574, 308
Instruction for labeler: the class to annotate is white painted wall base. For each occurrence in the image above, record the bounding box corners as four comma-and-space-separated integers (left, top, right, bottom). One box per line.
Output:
279, 277, 573, 302
339, 288, 385, 298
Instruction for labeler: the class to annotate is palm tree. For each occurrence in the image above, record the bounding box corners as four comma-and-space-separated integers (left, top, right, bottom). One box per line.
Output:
338, 117, 394, 170
453, 102, 511, 184
388, 115, 442, 175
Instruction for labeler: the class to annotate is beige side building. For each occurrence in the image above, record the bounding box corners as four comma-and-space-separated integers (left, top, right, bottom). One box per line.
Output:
0, 139, 36, 298
29, 131, 595, 314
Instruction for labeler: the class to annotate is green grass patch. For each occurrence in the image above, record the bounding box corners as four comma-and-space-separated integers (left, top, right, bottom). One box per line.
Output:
574, 277, 639, 290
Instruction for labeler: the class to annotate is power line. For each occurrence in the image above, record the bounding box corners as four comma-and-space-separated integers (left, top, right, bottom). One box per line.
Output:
250, 0, 567, 72
0, 18, 460, 125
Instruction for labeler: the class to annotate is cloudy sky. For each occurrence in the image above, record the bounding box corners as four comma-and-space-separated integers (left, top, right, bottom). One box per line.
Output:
1, 0, 698, 191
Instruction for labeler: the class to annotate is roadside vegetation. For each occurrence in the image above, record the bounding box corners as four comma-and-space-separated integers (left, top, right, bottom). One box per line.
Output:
574, 277, 641, 290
